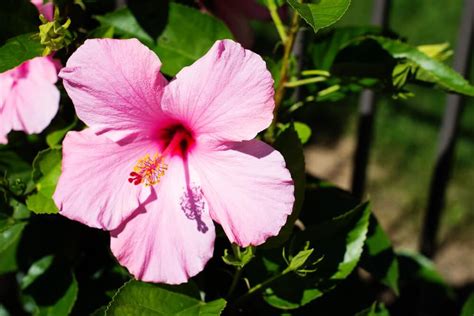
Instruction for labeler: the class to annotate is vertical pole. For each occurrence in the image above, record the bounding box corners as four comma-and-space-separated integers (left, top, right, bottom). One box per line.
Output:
351, 0, 391, 199
420, 0, 474, 258
291, 28, 308, 103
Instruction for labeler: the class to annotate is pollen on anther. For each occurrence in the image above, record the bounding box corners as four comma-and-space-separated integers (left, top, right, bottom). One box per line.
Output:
128, 153, 168, 186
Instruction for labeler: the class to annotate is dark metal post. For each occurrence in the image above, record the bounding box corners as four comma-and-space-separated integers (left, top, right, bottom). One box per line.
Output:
351, 0, 391, 199
292, 28, 308, 102
420, 0, 474, 257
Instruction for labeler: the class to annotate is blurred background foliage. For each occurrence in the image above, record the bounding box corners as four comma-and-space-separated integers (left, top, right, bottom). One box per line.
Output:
301, 0, 474, 287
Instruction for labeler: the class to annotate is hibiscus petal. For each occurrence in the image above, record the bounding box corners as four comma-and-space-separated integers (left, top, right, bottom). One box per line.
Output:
53, 129, 154, 230
31, 0, 54, 21
162, 39, 274, 143
191, 140, 294, 247
0, 57, 59, 136
59, 39, 168, 141
110, 157, 215, 284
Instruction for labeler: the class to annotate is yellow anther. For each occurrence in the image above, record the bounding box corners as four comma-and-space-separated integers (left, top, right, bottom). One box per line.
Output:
128, 153, 168, 186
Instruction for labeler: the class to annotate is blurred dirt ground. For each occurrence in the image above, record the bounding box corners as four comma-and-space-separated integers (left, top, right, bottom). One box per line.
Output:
304, 138, 474, 287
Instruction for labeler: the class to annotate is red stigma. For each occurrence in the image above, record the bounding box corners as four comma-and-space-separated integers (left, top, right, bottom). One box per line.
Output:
128, 172, 143, 185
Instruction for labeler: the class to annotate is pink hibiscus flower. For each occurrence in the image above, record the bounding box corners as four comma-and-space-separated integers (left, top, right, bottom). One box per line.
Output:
54, 38, 294, 284
0, 0, 59, 144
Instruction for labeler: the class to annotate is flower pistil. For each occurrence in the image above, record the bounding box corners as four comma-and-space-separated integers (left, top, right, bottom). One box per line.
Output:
128, 153, 167, 186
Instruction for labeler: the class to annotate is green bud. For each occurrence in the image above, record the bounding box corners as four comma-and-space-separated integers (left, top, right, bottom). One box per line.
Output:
38, 7, 74, 56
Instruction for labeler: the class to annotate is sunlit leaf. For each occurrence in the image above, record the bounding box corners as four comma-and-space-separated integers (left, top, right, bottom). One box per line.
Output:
105, 280, 227, 315
287, 248, 314, 271
397, 250, 450, 290
360, 215, 399, 294
26, 149, 62, 214
287, 0, 351, 33
0, 33, 43, 73
0, 221, 26, 254
22, 269, 78, 316
369, 36, 474, 96
279, 122, 312, 144
258, 202, 371, 309
20, 255, 54, 290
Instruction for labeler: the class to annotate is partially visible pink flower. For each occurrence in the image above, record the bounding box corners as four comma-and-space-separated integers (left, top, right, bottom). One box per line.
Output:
199, 0, 270, 48
54, 38, 294, 284
0, 0, 59, 144
31, 0, 54, 21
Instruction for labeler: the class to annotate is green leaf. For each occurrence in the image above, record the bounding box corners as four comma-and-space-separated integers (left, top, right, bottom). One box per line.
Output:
316, 202, 371, 280
0, 232, 21, 274
0, 33, 43, 73
95, 8, 154, 45
397, 250, 450, 289
360, 215, 399, 295
287, 0, 351, 33
154, 3, 233, 76
46, 119, 77, 148
26, 149, 62, 214
310, 26, 381, 70
20, 255, 54, 290
105, 280, 227, 315
355, 302, 390, 316
10, 199, 31, 220
0, 150, 32, 186
287, 248, 314, 271
0, 0, 39, 43
460, 293, 474, 316
39, 274, 78, 316
91, 306, 107, 316
89, 25, 115, 39
264, 123, 305, 247
0, 221, 26, 254
261, 202, 372, 309
0, 218, 25, 274
222, 246, 255, 269
0, 304, 10, 316
279, 122, 312, 144
128, 0, 169, 39
369, 36, 474, 96
23, 270, 78, 316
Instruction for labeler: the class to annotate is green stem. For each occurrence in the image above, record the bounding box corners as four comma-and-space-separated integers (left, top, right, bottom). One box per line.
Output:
265, 0, 303, 142
284, 76, 327, 88
234, 267, 292, 305
287, 84, 341, 112
226, 244, 243, 298
227, 268, 242, 298
318, 84, 341, 97
301, 69, 331, 77
267, 0, 287, 43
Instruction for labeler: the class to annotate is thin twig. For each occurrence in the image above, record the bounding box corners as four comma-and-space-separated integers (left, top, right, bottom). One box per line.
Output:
267, 4, 301, 138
